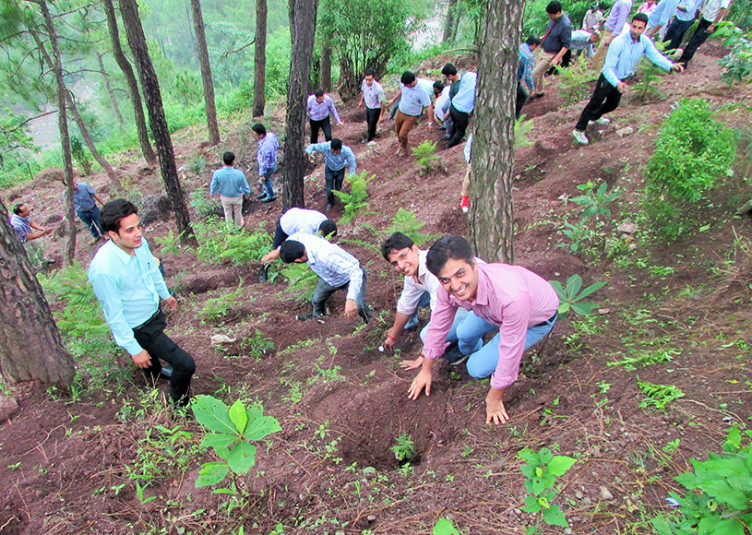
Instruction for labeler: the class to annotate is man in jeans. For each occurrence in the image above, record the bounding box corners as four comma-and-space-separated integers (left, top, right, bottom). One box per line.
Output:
359, 68, 386, 143
63, 179, 106, 243
88, 199, 195, 407
305, 138, 357, 212
210, 151, 251, 227
252, 123, 280, 203
279, 232, 370, 323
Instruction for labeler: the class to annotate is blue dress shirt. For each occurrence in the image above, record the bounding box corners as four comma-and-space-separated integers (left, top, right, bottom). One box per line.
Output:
305, 142, 357, 175
603, 30, 674, 87
210, 166, 251, 198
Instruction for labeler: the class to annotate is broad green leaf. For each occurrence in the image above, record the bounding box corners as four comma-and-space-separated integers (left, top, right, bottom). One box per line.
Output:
542, 504, 568, 527
547, 455, 576, 476
577, 281, 607, 300
530, 476, 549, 495
537, 496, 550, 509
246, 402, 264, 422
200, 432, 237, 452
245, 415, 282, 441
539, 448, 553, 463
571, 301, 598, 316
650, 516, 675, 535
566, 274, 582, 297
227, 441, 257, 474
192, 395, 236, 434
723, 423, 741, 452
558, 302, 571, 315
432, 517, 460, 535
195, 462, 230, 487
549, 280, 563, 294
229, 400, 248, 435
521, 495, 541, 513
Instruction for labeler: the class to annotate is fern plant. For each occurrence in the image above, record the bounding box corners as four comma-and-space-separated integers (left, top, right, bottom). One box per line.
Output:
411, 140, 440, 174
282, 261, 319, 304
555, 54, 597, 106
332, 171, 374, 224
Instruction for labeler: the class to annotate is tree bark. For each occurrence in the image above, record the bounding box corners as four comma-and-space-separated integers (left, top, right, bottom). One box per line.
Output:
469, 0, 525, 263
442, 0, 458, 43
0, 176, 76, 386
103, 0, 156, 165
119, 0, 197, 246
319, 41, 332, 92
253, 0, 268, 117
189, 0, 220, 145
98, 53, 125, 135
35, 1, 76, 265
283, 0, 319, 210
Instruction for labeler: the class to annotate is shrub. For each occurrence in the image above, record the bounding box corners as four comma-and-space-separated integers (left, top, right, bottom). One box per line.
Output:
411, 140, 440, 175
332, 171, 374, 224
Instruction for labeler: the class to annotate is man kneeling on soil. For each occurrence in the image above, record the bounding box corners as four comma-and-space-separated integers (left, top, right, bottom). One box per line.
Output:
279, 233, 371, 323
381, 232, 479, 358
88, 199, 195, 407
407, 235, 559, 425
261, 208, 337, 267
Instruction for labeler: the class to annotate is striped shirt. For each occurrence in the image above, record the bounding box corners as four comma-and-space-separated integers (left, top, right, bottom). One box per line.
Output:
288, 232, 363, 300
257, 132, 279, 176
307, 94, 341, 122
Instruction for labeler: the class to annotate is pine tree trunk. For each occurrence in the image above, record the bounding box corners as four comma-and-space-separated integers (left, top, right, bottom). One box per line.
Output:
35, 2, 76, 265
189, 0, 220, 145
320, 41, 332, 92
442, 0, 458, 43
253, 0, 268, 117
283, 0, 319, 210
0, 168, 76, 386
103, 0, 156, 165
98, 53, 126, 135
119, 0, 197, 247
469, 0, 525, 263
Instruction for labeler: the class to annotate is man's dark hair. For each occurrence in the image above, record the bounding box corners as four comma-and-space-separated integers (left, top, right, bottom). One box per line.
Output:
401, 71, 416, 85
330, 138, 343, 151
12, 203, 24, 215
223, 151, 235, 165
441, 63, 458, 76
432, 80, 445, 94
364, 68, 376, 77
279, 240, 306, 263
381, 232, 415, 261
319, 219, 337, 238
100, 199, 138, 234
632, 12, 649, 24
526, 35, 542, 46
251, 123, 266, 136
426, 234, 475, 277
314, 89, 325, 98
546, 1, 562, 14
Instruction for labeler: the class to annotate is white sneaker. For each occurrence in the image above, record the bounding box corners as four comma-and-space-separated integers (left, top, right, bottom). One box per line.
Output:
572, 129, 589, 145
589, 117, 610, 125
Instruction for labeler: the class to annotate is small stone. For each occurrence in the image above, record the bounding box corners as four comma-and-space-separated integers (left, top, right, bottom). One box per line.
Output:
0, 395, 19, 423
617, 222, 636, 234
600, 486, 614, 500
616, 126, 634, 137
598, 308, 610, 315
210, 334, 236, 345
575, 490, 584, 499
367, 515, 376, 523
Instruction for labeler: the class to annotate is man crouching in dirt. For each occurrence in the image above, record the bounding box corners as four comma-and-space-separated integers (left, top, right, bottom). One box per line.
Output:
88, 199, 195, 408
279, 233, 371, 323
407, 235, 559, 426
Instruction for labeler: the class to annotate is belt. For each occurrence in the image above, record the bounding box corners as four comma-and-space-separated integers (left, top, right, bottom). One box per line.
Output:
534, 312, 557, 328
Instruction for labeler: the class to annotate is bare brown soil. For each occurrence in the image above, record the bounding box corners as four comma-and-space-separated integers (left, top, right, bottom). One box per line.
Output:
1, 47, 751, 534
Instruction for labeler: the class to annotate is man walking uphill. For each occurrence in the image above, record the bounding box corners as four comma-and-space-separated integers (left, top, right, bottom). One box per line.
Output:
210, 151, 251, 227
88, 199, 195, 407
441, 63, 477, 148
305, 138, 357, 213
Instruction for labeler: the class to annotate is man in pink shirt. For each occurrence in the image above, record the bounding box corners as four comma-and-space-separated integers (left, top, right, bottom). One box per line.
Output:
407, 235, 559, 425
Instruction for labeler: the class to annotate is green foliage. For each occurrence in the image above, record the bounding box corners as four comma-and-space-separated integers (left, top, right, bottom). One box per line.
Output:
433, 517, 460, 535
281, 261, 319, 304
652, 425, 752, 535
644, 99, 738, 241
570, 181, 622, 218
190, 190, 222, 220
514, 116, 534, 148
195, 220, 273, 265
385, 208, 441, 247
390, 432, 417, 463
555, 53, 598, 106
200, 282, 244, 322
192, 395, 281, 487
171, 70, 203, 105
411, 140, 440, 174
637, 381, 685, 411
728, 1, 752, 31
635, 40, 670, 103
607, 347, 680, 370
549, 274, 606, 317
332, 171, 374, 224
715, 22, 752, 85
153, 229, 190, 256
519, 447, 576, 533
242, 329, 275, 359
70, 137, 92, 175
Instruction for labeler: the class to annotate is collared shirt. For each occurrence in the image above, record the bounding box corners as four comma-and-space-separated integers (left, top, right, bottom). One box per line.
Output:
210, 166, 251, 198
257, 132, 279, 176
288, 232, 363, 301
305, 142, 357, 175
361, 79, 386, 109
434, 86, 451, 121
648, 0, 681, 28
449, 71, 478, 114
279, 208, 327, 236
603, 29, 674, 87
398, 82, 431, 116
88, 238, 170, 355
518, 43, 536, 92
701, 0, 729, 22
570, 29, 595, 53
423, 262, 559, 390
395, 250, 442, 315
542, 13, 572, 53
63, 182, 97, 212
9, 214, 31, 243
675, 0, 704, 21
638, 1, 658, 14
582, 8, 603, 31
307, 94, 341, 122
604, 0, 634, 36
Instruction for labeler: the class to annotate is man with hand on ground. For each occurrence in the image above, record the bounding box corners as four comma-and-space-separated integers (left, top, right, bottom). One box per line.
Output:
305, 138, 357, 212
406, 235, 559, 426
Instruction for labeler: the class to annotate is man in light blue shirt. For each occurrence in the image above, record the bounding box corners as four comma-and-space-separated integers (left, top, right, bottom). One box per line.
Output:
663, 0, 704, 50
393, 71, 433, 156
573, 13, 683, 145
88, 199, 195, 406
279, 232, 370, 323
442, 62, 477, 148
209, 151, 251, 227
305, 138, 357, 212
590, 0, 634, 71
647, 0, 681, 38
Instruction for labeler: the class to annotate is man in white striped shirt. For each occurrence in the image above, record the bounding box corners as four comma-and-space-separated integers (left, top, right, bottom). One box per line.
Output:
280, 232, 370, 323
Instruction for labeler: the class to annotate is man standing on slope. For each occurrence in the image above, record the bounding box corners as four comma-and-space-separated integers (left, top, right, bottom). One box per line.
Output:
307, 90, 343, 144
573, 13, 683, 145
441, 63, 477, 148
252, 123, 280, 203
210, 151, 251, 227
359, 69, 387, 143
531, 2, 572, 99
